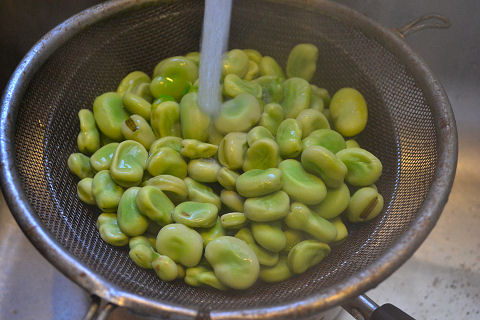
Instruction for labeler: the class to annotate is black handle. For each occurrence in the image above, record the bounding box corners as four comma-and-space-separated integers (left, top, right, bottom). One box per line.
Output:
371, 303, 415, 320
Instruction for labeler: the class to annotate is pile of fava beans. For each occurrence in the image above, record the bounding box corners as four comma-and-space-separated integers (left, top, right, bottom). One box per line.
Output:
68, 44, 384, 290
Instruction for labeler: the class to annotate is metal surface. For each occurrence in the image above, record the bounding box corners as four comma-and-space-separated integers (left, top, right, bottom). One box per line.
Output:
0, 0, 458, 319
343, 295, 378, 320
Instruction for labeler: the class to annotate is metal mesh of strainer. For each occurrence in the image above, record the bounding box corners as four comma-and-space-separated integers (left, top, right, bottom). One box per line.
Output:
1, 0, 457, 318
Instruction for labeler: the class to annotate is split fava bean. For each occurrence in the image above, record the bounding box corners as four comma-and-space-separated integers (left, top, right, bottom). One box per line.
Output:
89, 143, 118, 172
123, 92, 152, 121
93, 92, 128, 141
150, 101, 181, 138
92, 170, 124, 212
235, 228, 279, 267
144, 174, 188, 204
236, 168, 282, 198
68, 153, 94, 179
205, 236, 259, 290
217, 132, 248, 170
181, 139, 218, 159
259, 102, 284, 135
336, 148, 383, 187
117, 71, 151, 96
279, 159, 327, 205
97, 213, 129, 246
77, 178, 96, 205
156, 223, 203, 267
121, 115, 156, 150
136, 186, 174, 226
129, 236, 157, 268
216, 167, 240, 190
287, 240, 330, 274
117, 187, 149, 237
173, 201, 218, 228
301, 145, 347, 188
77, 109, 100, 155
184, 177, 221, 210
243, 138, 280, 171
185, 266, 226, 290
111, 140, 148, 187
244, 60, 260, 81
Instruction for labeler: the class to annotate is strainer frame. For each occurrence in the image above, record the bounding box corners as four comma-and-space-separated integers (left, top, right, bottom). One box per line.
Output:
0, 0, 457, 319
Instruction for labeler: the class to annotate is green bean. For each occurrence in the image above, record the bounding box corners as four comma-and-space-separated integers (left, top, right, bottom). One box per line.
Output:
276, 119, 303, 158
129, 236, 157, 268
173, 201, 218, 228
144, 174, 188, 204
281, 77, 311, 118
89, 143, 118, 172
152, 255, 179, 281
93, 92, 128, 141
179, 92, 210, 141
220, 190, 244, 213
92, 170, 124, 212
286, 43, 318, 81
216, 167, 240, 191
287, 240, 330, 274
220, 212, 247, 229
309, 183, 350, 220
244, 191, 290, 222
147, 147, 187, 178
345, 187, 384, 222
223, 74, 262, 99
205, 236, 259, 289
251, 222, 286, 253
77, 109, 100, 155
236, 168, 282, 198
181, 139, 218, 159
198, 218, 226, 246
111, 140, 148, 187
117, 71, 151, 96
185, 266, 226, 290
302, 129, 346, 154
96, 213, 129, 246
296, 109, 330, 138
150, 136, 182, 154
222, 49, 249, 78
259, 102, 284, 135
136, 186, 174, 226
184, 177, 221, 210
123, 92, 152, 121
150, 101, 181, 138
285, 202, 337, 243
156, 223, 204, 267
117, 187, 149, 237
214, 93, 261, 134
77, 178, 96, 205
329, 88, 368, 137
187, 158, 221, 183
243, 138, 280, 171
121, 115, 156, 150
301, 145, 347, 188
235, 228, 279, 267
279, 159, 327, 205
259, 255, 292, 283
217, 132, 248, 170
336, 148, 383, 187
68, 153, 94, 179
259, 56, 285, 79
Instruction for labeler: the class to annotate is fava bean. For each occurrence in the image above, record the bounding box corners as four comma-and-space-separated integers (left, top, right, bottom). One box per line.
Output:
310, 183, 350, 219
77, 178, 96, 205
220, 212, 247, 229
208, 125, 224, 145
205, 236, 259, 290
153, 56, 198, 82
329, 88, 367, 137
220, 190, 244, 213
181, 139, 218, 159
150, 101, 181, 138
243, 138, 280, 171
243, 49, 262, 64
111, 140, 148, 187
121, 115, 156, 150
117, 187, 149, 236
89, 143, 118, 172
235, 228, 279, 267
152, 255, 178, 281
247, 126, 274, 146
144, 175, 187, 203
117, 71, 151, 96
276, 119, 303, 158
217, 132, 248, 170
346, 187, 384, 222
254, 76, 283, 105
147, 147, 187, 178
93, 92, 128, 141
283, 229, 305, 253
173, 201, 218, 228
188, 158, 220, 183
302, 129, 346, 154
223, 74, 262, 99
296, 109, 330, 138
285, 202, 337, 243
136, 186, 174, 226
150, 136, 182, 154
279, 159, 327, 205
244, 60, 260, 81
96, 213, 129, 246
129, 236, 157, 268
236, 168, 282, 198
287, 240, 330, 274
251, 222, 286, 253
198, 218, 226, 246
123, 92, 152, 121
259, 102, 284, 135
301, 146, 347, 188
185, 266, 226, 290
309, 85, 327, 112
184, 177, 221, 210
281, 77, 311, 118
259, 56, 285, 79
185, 51, 200, 65
77, 109, 100, 154
92, 170, 124, 212
216, 167, 240, 191
156, 223, 203, 267
222, 49, 249, 78
68, 153, 94, 179
214, 93, 261, 134
259, 255, 291, 283
345, 139, 360, 148
179, 92, 210, 141
330, 217, 348, 243
336, 148, 382, 187
244, 191, 290, 222
286, 43, 318, 81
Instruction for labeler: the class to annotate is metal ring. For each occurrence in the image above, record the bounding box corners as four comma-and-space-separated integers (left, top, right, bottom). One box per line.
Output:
393, 14, 451, 38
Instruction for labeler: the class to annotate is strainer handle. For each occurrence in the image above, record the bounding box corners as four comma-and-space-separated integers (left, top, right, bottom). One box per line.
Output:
343, 294, 414, 320
392, 14, 450, 38
82, 296, 116, 320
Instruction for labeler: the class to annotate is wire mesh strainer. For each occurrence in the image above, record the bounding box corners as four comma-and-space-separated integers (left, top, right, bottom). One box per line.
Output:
0, 0, 457, 319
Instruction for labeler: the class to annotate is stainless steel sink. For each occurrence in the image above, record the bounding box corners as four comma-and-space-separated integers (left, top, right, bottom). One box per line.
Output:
0, 1, 478, 319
